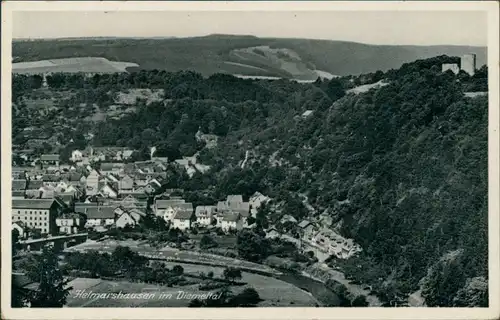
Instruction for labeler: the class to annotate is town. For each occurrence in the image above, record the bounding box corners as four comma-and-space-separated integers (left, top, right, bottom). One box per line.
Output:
12, 143, 362, 260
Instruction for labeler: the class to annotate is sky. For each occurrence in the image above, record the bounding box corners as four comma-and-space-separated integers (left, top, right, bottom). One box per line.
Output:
13, 10, 487, 46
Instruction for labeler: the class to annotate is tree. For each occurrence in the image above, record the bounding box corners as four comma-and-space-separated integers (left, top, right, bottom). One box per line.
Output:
25, 246, 72, 307
237, 230, 269, 262
188, 298, 204, 307
223, 267, 242, 283
351, 295, 369, 307
12, 229, 20, 256
229, 287, 261, 307
199, 235, 218, 250
420, 250, 466, 307
452, 276, 488, 307
172, 265, 184, 276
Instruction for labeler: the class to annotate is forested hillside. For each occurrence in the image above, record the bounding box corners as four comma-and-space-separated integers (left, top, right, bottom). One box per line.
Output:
12, 55, 488, 306
12, 36, 487, 77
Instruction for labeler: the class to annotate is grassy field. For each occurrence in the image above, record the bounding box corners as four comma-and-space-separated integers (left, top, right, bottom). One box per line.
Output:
12, 36, 487, 77
12, 57, 138, 74
65, 264, 318, 307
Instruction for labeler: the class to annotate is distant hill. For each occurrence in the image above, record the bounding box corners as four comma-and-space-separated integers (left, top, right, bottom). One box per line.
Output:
12, 35, 487, 78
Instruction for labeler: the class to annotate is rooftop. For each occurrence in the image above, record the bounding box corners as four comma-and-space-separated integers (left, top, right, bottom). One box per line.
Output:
40, 154, 60, 161
12, 199, 56, 210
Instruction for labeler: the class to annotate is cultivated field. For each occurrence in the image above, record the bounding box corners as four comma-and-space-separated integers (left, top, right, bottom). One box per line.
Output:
12, 57, 138, 74
65, 239, 279, 275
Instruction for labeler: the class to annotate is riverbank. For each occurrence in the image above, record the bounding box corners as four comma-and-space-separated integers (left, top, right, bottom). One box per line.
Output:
304, 263, 382, 306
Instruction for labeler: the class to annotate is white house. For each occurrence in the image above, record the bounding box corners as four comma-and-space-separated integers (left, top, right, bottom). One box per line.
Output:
99, 183, 118, 199
249, 191, 271, 217
71, 150, 83, 163
220, 212, 243, 232
12, 221, 26, 238
86, 169, 100, 196
172, 210, 194, 231
115, 211, 138, 228
83, 206, 115, 228
55, 213, 84, 234
195, 206, 215, 226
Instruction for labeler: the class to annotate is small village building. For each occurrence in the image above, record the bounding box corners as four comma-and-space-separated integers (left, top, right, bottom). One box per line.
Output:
249, 191, 271, 216
12, 221, 26, 238
115, 211, 139, 228
98, 183, 119, 199
86, 169, 100, 196
221, 212, 243, 232
82, 206, 116, 228
119, 175, 134, 191
301, 110, 314, 119
172, 210, 195, 230
195, 206, 216, 226
56, 213, 84, 234
40, 154, 60, 167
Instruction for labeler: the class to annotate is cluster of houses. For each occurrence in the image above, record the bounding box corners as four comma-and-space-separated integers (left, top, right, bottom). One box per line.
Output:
152, 192, 271, 232
11, 146, 274, 239
265, 215, 362, 260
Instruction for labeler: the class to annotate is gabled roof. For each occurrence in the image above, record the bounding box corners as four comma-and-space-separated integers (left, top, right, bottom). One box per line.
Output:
227, 195, 243, 204
40, 154, 60, 161
42, 174, 60, 182
12, 179, 27, 190
298, 220, 312, 228
12, 190, 26, 198
156, 199, 186, 209
83, 206, 116, 219
222, 212, 241, 222
195, 205, 216, 217
26, 180, 44, 190
12, 199, 56, 210
173, 210, 194, 220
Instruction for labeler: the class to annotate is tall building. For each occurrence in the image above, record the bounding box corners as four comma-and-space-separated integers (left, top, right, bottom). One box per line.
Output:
461, 54, 477, 76
12, 199, 64, 235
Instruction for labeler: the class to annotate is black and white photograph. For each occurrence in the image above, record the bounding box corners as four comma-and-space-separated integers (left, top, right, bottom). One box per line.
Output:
1, 2, 499, 320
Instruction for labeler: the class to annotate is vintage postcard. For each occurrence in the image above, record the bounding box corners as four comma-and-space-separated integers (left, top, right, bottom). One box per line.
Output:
1, 1, 499, 320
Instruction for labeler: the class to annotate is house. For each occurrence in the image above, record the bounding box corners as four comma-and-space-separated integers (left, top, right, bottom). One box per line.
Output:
119, 175, 134, 191
145, 179, 162, 194
172, 210, 195, 231
195, 206, 216, 226
56, 193, 76, 207
115, 211, 138, 228
12, 199, 64, 235
217, 195, 250, 224
40, 154, 60, 167
301, 110, 314, 119
154, 199, 186, 216
298, 220, 316, 240
86, 169, 100, 196
12, 221, 26, 238
82, 206, 116, 228
161, 202, 194, 223
249, 191, 271, 216
100, 162, 125, 175
55, 213, 84, 234
99, 183, 118, 199
70, 150, 84, 163
220, 212, 243, 232
265, 227, 281, 239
